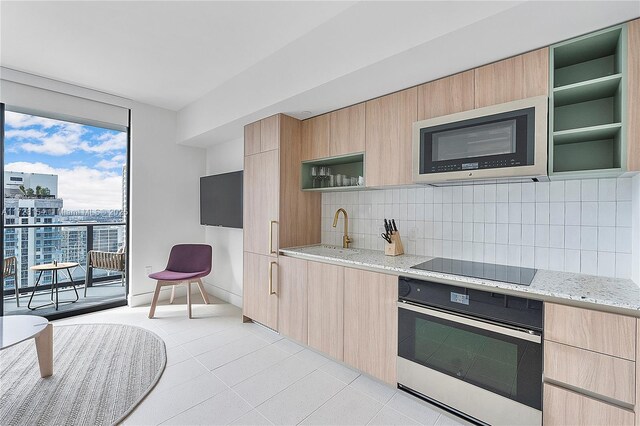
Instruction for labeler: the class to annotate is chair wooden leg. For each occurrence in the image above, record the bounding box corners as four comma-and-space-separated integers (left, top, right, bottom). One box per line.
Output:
186, 281, 192, 319
197, 279, 210, 304
34, 324, 53, 378
169, 285, 176, 304
148, 281, 162, 319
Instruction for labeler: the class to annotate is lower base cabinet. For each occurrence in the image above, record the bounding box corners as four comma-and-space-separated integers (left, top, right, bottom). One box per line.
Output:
343, 268, 398, 385
243, 252, 278, 331
277, 256, 308, 344
543, 383, 634, 426
307, 262, 344, 360
542, 302, 639, 425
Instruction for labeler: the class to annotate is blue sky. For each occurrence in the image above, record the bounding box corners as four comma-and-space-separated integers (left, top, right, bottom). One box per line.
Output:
4, 111, 127, 210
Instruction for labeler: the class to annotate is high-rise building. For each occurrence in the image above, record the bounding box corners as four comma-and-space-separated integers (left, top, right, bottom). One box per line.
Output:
4, 172, 63, 288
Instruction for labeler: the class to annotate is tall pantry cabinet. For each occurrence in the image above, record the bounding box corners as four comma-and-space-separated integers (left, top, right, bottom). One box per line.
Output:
242, 114, 321, 331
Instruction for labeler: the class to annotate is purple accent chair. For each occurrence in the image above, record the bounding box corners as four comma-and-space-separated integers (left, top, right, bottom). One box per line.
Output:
148, 244, 212, 319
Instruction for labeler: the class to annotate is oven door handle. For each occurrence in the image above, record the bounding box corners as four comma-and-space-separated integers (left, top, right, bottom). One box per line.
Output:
398, 302, 541, 344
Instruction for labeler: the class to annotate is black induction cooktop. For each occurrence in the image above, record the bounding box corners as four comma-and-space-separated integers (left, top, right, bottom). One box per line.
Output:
411, 257, 537, 286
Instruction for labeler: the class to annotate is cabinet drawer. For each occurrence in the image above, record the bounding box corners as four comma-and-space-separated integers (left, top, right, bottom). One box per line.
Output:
544, 340, 635, 405
544, 303, 636, 360
543, 383, 634, 426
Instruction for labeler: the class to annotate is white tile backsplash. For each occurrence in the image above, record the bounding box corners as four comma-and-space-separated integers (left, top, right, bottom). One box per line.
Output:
321, 178, 637, 279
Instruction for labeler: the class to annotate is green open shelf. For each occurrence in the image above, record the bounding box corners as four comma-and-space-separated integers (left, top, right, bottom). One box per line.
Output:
553, 123, 621, 145
301, 152, 365, 191
549, 23, 627, 179
553, 74, 622, 106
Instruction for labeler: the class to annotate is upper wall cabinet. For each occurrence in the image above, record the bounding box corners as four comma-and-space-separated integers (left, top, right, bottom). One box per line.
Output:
365, 87, 417, 187
549, 21, 639, 178
417, 70, 475, 120
301, 114, 330, 161
244, 115, 280, 155
329, 103, 365, 157
474, 48, 549, 108
302, 103, 366, 162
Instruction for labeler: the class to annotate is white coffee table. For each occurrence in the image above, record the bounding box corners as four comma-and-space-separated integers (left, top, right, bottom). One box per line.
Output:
0, 315, 53, 377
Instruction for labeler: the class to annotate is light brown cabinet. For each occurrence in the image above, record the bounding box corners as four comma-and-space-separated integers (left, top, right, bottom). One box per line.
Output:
243, 114, 321, 331
329, 103, 365, 157
417, 71, 475, 120
277, 256, 308, 344
244, 120, 261, 156
544, 340, 635, 405
243, 252, 278, 330
343, 267, 398, 385
543, 302, 638, 425
543, 383, 634, 426
544, 302, 636, 360
474, 48, 548, 108
365, 87, 417, 187
307, 262, 344, 361
301, 114, 330, 161
243, 149, 279, 257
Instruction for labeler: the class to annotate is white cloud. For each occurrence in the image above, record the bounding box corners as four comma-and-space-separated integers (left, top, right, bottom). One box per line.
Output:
96, 154, 126, 170
5, 129, 47, 139
5, 111, 126, 156
5, 162, 124, 210
81, 132, 127, 153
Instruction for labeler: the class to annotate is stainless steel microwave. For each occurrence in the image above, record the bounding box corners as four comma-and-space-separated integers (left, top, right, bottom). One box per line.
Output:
413, 96, 548, 184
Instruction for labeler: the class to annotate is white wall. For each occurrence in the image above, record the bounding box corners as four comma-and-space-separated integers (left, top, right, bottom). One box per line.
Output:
128, 102, 207, 306
323, 178, 636, 281
202, 138, 244, 307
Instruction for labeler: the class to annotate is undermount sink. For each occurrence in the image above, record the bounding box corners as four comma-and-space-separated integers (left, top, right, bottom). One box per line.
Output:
307, 244, 360, 257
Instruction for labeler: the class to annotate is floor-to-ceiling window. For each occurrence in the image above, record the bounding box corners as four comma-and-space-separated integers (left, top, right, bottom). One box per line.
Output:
1, 106, 130, 319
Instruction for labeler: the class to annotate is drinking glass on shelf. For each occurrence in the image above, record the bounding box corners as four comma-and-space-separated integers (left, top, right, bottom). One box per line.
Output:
336, 174, 344, 186
328, 175, 335, 187
350, 177, 357, 186
342, 175, 350, 186
311, 166, 319, 188
319, 166, 327, 187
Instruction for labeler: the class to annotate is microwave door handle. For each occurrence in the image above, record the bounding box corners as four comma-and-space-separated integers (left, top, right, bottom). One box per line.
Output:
397, 302, 541, 344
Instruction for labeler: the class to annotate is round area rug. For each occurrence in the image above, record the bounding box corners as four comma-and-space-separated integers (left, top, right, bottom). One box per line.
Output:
0, 323, 166, 426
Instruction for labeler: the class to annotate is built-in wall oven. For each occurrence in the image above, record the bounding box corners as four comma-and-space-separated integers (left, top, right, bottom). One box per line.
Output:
397, 276, 543, 426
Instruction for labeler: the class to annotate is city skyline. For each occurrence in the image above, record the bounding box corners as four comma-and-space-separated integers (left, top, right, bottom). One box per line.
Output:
4, 111, 126, 210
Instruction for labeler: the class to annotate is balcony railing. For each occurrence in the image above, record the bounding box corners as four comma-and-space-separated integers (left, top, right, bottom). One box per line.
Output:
2, 222, 126, 298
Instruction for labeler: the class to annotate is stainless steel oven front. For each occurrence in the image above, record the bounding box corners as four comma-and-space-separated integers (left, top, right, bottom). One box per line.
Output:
397, 277, 543, 426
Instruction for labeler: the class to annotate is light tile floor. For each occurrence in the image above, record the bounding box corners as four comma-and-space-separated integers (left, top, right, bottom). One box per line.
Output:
54, 296, 469, 426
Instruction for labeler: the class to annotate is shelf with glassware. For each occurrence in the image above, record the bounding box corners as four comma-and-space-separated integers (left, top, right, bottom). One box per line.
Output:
548, 24, 628, 179
301, 153, 365, 191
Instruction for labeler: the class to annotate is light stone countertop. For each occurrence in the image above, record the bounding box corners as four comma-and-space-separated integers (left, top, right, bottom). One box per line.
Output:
280, 244, 640, 317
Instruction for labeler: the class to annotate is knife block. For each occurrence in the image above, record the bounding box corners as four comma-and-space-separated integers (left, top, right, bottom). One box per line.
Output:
384, 232, 404, 256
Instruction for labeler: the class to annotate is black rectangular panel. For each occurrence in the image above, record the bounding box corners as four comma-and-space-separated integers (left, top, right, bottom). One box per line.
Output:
200, 171, 243, 229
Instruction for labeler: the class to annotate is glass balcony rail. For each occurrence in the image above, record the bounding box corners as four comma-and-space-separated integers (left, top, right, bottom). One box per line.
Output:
2, 222, 126, 298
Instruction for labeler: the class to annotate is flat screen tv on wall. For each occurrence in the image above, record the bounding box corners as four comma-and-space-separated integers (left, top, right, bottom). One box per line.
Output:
200, 171, 243, 228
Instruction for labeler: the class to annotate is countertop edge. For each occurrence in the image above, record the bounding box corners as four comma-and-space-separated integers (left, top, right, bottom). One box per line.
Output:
279, 249, 640, 318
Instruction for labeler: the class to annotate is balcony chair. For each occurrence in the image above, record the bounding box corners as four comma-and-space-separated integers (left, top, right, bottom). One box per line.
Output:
148, 244, 212, 319
3, 256, 19, 307
84, 248, 126, 297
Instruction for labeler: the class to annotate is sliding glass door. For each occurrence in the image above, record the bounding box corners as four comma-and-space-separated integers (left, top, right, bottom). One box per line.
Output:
1, 104, 130, 319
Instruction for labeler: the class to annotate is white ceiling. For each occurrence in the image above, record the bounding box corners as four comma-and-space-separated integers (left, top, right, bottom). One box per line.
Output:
0, 1, 355, 110
2, 1, 639, 148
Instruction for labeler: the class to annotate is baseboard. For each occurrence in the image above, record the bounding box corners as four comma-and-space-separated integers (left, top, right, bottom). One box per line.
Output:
202, 281, 242, 308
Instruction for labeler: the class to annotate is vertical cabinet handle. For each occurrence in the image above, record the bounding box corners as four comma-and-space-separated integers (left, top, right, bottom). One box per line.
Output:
268, 261, 277, 295
269, 220, 278, 254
